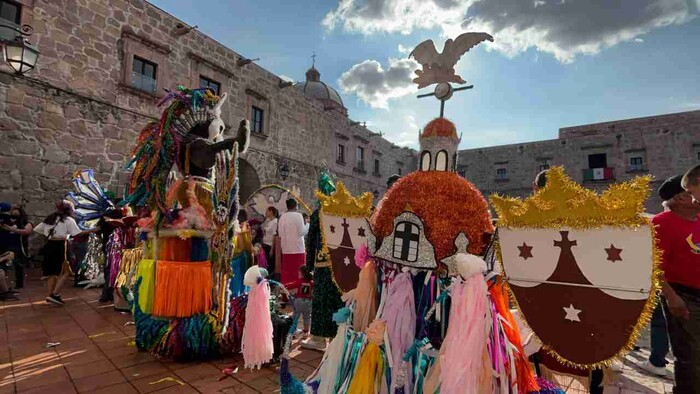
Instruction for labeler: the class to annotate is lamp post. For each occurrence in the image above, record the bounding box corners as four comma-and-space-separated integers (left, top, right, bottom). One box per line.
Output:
278, 159, 290, 181
1, 23, 39, 75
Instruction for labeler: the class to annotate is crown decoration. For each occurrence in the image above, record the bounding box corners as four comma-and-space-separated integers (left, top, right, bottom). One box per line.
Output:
316, 182, 373, 218
491, 166, 651, 229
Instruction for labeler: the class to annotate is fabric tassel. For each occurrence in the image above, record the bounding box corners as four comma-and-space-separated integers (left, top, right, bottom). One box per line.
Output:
354, 243, 369, 269
307, 307, 352, 392
136, 259, 157, 314
153, 261, 213, 318
490, 281, 540, 393
439, 255, 489, 393
380, 272, 416, 393
347, 320, 387, 394
353, 260, 379, 332
241, 276, 273, 369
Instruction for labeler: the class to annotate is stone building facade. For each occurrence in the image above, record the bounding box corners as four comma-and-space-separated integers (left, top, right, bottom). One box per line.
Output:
457, 109, 700, 213
0, 0, 416, 222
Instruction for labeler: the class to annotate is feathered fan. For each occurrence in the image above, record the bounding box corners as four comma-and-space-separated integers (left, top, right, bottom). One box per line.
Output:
65, 169, 115, 230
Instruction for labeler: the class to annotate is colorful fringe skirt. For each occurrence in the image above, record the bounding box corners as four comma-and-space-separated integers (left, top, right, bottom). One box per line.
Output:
136, 259, 157, 314
153, 261, 213, 318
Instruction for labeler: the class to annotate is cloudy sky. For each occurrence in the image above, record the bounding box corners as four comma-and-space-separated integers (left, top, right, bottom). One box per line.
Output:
151, 0, 700, 149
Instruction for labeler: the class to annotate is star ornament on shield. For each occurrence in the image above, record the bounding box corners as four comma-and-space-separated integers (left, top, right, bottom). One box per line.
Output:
490, 166, 661, 369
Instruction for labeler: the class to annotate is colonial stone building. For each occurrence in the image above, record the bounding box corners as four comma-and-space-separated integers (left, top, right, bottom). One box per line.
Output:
457, 109, 700, 213
0, 0, 416, 222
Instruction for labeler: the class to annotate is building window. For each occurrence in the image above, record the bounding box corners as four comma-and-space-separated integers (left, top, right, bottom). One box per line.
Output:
398, 167, 402, 175
588, 153, 607, 169
496, 168, 508, 180
697, 151, 700, 161
0, 1, 20, 25
357, 146, 365, 170
435, 150, 448, 171
393, 222, 420, 262
199, 76, 221, 95
337, 144, 346, 164
538, 159, 550, 172
457, 165, 467, 178
629, 157, 643, 171
131, 56, 157, 93
373, 158, 380, 175
251, 106, 264, 133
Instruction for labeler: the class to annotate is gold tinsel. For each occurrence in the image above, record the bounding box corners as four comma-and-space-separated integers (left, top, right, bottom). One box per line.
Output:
493, 166, 663, 369
490, 166, 651, 229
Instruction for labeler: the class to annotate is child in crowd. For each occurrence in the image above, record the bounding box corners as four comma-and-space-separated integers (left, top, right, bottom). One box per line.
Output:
287, 265, 313, 337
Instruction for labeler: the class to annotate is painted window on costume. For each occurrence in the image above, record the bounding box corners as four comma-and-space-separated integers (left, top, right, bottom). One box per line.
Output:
393, 222, 420, 262
420, 151, 431, 171
131, 56, 157, 93
251, 106, 264, 133
435, 150, 448, 171
199, 76, 221, 95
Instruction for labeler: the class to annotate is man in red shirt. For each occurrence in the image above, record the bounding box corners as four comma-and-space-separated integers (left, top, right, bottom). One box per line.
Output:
654, 174, 700, 393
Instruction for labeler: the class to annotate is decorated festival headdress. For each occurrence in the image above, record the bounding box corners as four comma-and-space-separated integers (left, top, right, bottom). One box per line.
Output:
125, 86, 226, 214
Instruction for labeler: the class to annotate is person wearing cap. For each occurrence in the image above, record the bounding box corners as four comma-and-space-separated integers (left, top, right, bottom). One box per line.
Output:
650, 175, 700, 392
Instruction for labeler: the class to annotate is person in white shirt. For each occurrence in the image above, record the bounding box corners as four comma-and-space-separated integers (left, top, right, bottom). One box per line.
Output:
34, 201, 83, 305
262, 206, 279, 276
277, 199, 309, 284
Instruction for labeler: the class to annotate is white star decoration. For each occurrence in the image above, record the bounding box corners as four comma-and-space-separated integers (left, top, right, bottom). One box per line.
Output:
343, 256, 351, 266
563, 304, 582, 322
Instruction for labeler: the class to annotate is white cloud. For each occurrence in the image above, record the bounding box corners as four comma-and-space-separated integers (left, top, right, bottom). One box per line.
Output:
323, 0, 697, 63
397, 44, 412, 55
634, 38, 645, 43
338, 57, 419, 109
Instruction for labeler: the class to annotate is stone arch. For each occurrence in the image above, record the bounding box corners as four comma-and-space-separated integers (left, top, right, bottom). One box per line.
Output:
238, 159, 261, 203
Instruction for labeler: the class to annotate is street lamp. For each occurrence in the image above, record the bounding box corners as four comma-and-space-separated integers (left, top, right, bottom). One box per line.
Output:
278, 159, 290, 181
1, 23, 39, 75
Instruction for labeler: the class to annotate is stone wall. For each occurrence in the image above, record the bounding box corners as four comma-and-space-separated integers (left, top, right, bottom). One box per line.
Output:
458, 110, 700, 213
0, 0, 416, 225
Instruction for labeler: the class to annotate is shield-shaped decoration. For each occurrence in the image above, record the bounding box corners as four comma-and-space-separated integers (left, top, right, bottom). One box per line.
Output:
317, 182, 373, 293
491, 167, 660, 369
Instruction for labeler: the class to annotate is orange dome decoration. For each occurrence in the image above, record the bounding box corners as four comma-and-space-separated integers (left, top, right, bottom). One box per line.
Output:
371, 171, 493, 260
421, 118, 459, 140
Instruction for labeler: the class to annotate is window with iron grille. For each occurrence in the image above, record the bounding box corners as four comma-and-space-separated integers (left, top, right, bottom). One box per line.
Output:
496, 168, 508, 180
199, 76, 221, 95
337, 144, 346, 164
630, 156, 643, 171
131, 56, 157, 93
373, 159, 380, 175
251, 106, 264, 133
357, 146, 365, 170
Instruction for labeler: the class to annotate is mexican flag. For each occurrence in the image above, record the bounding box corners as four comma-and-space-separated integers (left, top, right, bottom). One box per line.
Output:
583, 168, 613, 181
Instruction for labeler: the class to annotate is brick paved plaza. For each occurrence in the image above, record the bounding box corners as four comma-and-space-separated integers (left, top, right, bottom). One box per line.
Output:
0, 269, 677, 394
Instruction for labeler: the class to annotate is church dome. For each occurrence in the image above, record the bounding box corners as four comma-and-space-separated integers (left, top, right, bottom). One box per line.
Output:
295, 65, 347, 115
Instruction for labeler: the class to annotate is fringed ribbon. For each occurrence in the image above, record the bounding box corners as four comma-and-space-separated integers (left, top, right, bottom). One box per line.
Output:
306, 307, 353, 392
153, 261, 213, 318
439, 273, 490, 392
347, 320, 387, 394
380, 272, 416, 393
491, 280, 540, 393
353, 260, 379, 332
241, 279, 273, 369
136, 259, 157, 314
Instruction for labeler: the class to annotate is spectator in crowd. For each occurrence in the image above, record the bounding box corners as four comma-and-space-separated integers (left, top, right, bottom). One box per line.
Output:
278, 198, 308, 285
0, 251, 18, 301
287, 265, 313, 338
0, 203, 32, 289
34, 201, 83, 305
262, 206, 279, 276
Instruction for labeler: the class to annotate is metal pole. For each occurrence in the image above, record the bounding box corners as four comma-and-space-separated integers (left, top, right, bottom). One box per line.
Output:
439, 100, 445, 118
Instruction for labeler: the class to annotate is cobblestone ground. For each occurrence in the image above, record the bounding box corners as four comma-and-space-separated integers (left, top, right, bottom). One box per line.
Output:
0, 270, 673, 393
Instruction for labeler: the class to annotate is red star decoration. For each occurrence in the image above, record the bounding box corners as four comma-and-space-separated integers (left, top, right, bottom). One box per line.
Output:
605, 244, 623, 262
518, 242, 533, 260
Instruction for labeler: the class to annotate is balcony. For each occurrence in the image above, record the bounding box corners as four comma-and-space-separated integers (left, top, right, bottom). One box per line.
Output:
582, 167, 615, 182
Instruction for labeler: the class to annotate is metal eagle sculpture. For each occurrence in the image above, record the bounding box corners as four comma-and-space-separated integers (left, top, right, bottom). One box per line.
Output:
409, 32, 493, 88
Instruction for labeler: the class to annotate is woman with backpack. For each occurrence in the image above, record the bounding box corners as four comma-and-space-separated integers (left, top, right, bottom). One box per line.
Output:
34, 201, 83, 305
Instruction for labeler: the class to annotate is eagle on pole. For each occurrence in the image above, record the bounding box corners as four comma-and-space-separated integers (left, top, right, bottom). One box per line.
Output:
409, 32, 493, 89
